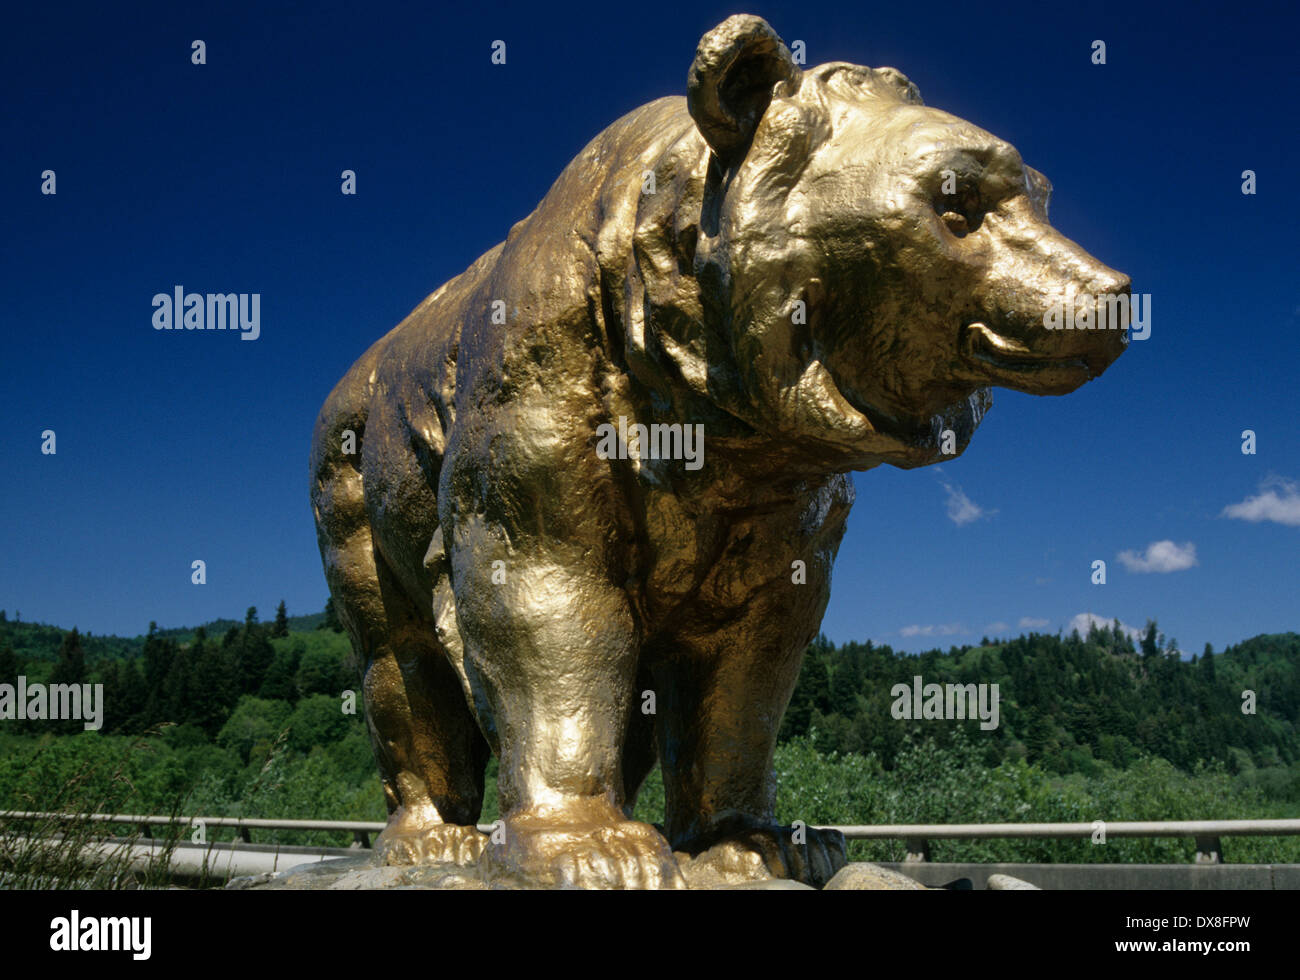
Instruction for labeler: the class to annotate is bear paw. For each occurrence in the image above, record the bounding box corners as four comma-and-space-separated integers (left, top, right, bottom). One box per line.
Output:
481, 801, 687, 890
676, 822, 847, 888
374, 809, 487, 867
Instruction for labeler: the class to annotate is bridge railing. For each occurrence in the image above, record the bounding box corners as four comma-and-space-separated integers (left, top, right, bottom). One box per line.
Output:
5, 812, 1300, 865
0, 810, 388, 849
828, 819, 1300, 864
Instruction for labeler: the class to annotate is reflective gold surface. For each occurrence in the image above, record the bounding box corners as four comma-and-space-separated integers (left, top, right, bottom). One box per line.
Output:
309, 14, 1128, 888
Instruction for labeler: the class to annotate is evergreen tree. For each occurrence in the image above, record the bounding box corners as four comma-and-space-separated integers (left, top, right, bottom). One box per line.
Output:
0, 641, 20, 687
237, 618, 276, 696
106, 658, 148, 734
48, 628, 87, 734
322, 597, 344, 633
49, 628, 86, 685
0, 639, 20, 731
1111, 619, 1136, 655
189, 629, 239, 735
98, 660, 120, 729
806, 637, 834, 714
828, 658, 860, 717
142, 622, 170, 690
259, 643, 303, 700
1141, 620, 1159, 660
272, 600, 290, 638
1199, 644, 1217, 682
161, 640, 193, 722
780, 639, 833, 740
295, 648, 349, 697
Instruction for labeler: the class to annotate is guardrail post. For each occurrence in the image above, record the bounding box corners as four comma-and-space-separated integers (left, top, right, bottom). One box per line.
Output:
904, 837, 931, 863
1194, 836, 1223, 864
351, 830, 370, 849
238, 827, 253, 844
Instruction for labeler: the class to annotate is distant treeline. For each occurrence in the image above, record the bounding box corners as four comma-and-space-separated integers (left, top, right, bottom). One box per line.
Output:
0, 601, 350, 744
1, 607, 1297, 781
0, 601, 333, 666
780, 623, 1299, 777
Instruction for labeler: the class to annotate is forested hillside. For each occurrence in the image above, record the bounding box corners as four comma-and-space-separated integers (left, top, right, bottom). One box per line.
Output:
1, 607, 1297, 865
2, 607, 1297, 778
780, 623, 1299, 780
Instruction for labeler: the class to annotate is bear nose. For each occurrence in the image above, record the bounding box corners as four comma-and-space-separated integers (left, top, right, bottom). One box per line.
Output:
1087, 272, 1130, 297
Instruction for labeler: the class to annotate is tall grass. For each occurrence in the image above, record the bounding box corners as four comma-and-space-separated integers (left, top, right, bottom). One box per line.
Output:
0, 731, 188, 888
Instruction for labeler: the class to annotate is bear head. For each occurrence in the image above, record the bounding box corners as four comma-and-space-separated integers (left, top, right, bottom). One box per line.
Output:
641, 15, 1131, 472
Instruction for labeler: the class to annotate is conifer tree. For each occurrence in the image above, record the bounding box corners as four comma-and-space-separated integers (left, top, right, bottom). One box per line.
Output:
272, 600, 290, 638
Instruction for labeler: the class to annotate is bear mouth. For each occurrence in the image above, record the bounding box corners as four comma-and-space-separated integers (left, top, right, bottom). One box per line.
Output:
960, 322, 1094, 392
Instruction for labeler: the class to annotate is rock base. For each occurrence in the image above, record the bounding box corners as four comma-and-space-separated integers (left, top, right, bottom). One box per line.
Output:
227, 853, 937, 891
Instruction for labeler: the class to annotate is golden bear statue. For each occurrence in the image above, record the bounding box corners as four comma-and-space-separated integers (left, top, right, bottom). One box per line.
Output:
310, 14, 1129, 888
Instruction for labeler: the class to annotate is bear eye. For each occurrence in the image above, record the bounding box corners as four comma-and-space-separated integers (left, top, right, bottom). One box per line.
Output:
940, 210, 970, 236
935, 185, 983, 237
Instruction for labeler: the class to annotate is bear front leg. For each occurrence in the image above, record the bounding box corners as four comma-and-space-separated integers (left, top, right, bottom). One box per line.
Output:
654, 511, 851, 888
447, 527, 684, 889
656, 607, 848, 886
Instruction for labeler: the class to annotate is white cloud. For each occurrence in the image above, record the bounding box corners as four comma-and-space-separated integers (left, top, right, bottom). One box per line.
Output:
900, 623, 966, 638
1019, 617, 1049, 629
940, 480, 994, 526
1222, 477, 1300, 527
1117, 540, 1198, 574
1068, 612, 1142, 643
984, 622, 1009, 634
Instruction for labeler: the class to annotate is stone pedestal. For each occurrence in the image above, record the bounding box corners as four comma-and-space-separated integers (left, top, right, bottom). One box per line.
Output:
226, 854, 944, 890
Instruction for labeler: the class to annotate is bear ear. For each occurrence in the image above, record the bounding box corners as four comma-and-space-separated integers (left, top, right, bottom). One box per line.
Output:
871, 67, 923, 106
687, 15, 801, 166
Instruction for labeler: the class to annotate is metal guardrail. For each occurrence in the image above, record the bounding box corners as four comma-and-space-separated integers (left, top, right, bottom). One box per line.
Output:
830, 820, 1300, 864
0, 811, 388, 849
6, 812, 1300, 865
4, 835, 356, 884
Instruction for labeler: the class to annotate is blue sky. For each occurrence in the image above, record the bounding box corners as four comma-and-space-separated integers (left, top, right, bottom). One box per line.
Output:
2, 0, 1296, 653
